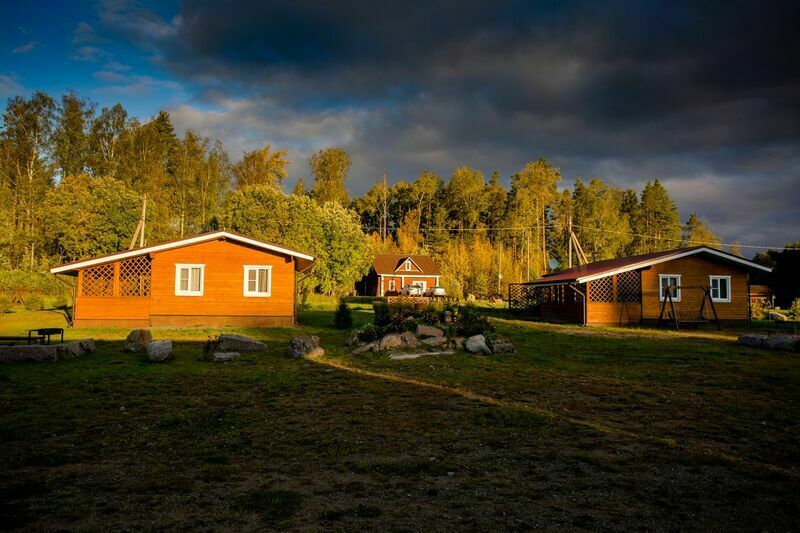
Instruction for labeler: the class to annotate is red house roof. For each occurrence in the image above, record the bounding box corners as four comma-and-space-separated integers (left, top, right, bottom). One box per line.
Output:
372, 254, 441, 276
528, 246, 771, 285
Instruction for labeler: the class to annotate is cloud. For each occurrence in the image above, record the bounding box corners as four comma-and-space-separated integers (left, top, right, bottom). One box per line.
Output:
0, 73, 24, 99
93, 0, 800, 245
92, 69, 182, 95
11, 41, 40, 54
70, 46, 109, 62
72, 22, 104, 44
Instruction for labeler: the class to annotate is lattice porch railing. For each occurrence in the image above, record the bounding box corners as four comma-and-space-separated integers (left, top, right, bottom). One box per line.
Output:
81, 263, 115, 297
119, 256, 152, 297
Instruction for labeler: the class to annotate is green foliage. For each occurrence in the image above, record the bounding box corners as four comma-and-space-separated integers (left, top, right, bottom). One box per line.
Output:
0, 269, 65, 296
457, 305, 495, 337
22, 294, 44, 311
0, 294, 12, 313
682, 213, 721, 248
309, 147, 351, 205
233, 145, 288, 189
372, 301, 390, 327
334, 301, 353, 329
789, 299, 800, 320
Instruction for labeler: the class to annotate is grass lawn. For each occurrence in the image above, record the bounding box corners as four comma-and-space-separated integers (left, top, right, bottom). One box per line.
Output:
1, 304, 799, 530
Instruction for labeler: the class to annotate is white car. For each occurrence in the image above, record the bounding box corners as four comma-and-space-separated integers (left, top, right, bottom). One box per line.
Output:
424, 286, 446, 297
400, 284, 424, 296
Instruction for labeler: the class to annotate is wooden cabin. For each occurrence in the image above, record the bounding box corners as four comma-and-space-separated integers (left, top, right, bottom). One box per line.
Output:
509, 246, 772, 327
356, 254, 441, 296
50, 231, 314, 328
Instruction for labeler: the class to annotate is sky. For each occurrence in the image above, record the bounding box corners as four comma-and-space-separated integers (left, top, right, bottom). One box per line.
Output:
1, 0, 798, 248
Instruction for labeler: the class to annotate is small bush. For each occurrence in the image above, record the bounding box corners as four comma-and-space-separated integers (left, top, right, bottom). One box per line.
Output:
373, 301, 391, 327
0, 294, 12, 314
751, 299, 766, 320
22, 294, 44, 311
789, 299, 800, 320
334, 301, 353, 329
357, 323, 381, 343
457, 306, 495, 337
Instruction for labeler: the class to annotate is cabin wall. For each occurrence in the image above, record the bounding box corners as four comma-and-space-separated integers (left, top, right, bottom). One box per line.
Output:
585, 302, 641, 326
641, 255, 749, 322
380, 275, 439, 296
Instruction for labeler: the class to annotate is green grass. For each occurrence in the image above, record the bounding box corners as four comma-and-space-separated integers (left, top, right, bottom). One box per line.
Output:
0, 305, 798, 530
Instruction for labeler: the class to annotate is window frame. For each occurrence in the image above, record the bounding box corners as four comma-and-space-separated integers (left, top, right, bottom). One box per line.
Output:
709, 275, 731, 303
388, 279, 396, 292
243, 265, 272, 298
404, 259, 412, 271
174, 264, 205, 296
658, 274, 681, 302
411, 280, 427, 291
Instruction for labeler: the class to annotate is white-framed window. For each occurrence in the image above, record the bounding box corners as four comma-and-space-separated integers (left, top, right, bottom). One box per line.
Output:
411, 280, 427, 291
243, 265, 272, 297
659, 274, 681, 302
404, 259, 412, 271
388, 279, 396, 292
175, 264, 204, 296
709, 275, 731, 302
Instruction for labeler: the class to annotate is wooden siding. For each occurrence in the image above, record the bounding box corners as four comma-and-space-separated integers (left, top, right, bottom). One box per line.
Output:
586, 302, 641, 326
72, 239, 296, 327
641, 255, 749, 320
380, 275, 439, 296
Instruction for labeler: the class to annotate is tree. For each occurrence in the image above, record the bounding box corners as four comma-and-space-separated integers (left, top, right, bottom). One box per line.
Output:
54, 92, 93, 178
233, 145, 289, 189
633, 179, 681, 253
292, 177, 308, 196
682, 213, 721, 248
411, 170, 441, 229
44, 174, 139, 261
446, 166, 486, 229
88, 103, 127, 178
309, 147, 351, 205
571, 178, 632, 261
481, 171, 507, 233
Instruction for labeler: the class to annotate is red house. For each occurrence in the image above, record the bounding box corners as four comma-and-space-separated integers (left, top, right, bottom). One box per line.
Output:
356, 254, 442, 296
49, 231, 315, 328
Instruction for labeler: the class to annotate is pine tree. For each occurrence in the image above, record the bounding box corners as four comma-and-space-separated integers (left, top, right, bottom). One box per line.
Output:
634, 179, 681, 253
681, 213, 721, 248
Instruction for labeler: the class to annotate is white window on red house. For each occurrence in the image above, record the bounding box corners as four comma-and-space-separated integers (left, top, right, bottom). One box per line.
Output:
388, 280, 396, 292
243, 265, 272, 297
175, 264, 204, 296
404, 260, 412, 270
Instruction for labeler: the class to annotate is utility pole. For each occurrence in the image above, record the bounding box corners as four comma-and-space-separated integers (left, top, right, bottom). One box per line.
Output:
128, 193, 148, 250
568, 216, 573, 268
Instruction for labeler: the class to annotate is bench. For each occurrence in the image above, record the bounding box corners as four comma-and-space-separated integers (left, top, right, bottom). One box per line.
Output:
28, 328, 65, 345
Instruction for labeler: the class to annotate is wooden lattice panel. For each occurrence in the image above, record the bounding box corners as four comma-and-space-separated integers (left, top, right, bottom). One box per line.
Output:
82, 263, 115, 297
616, 270, 641, 303
589, 276, 614, 302
119, 256, 151, 297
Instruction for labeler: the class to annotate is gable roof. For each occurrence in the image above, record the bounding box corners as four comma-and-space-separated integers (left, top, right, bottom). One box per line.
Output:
50, 231, 315, 275
528, 246, 771, 285
372, 254, 441, 276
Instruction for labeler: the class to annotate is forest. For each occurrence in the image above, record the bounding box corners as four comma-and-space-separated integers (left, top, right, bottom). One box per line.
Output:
0, 91, 731, 301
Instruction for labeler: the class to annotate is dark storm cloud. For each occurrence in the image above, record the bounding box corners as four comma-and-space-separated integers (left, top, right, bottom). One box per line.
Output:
100, 0, 800, 245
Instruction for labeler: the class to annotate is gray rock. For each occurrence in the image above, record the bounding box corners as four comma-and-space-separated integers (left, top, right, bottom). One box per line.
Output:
124, 329, 152, 352
217, 334, 266, 352
352, 341, 379, 355
56, 339, 95, 359
421, 336, 448, 347
489, 339, 515, 354
379, 333, 403, 351
767, 311, 789, 322
737, 334, 767, 348
213, 352, 241, 362
465, 334, 491, 354
452, 337, 465, 349
764, 335, 800, 352
0, 344, 58, 363
287, 335, 324, 358
416, 324, 444, 338
389, 353, 422, 360
401, 331, 419, 348
146, 340, 173, 363
346, 329, 361, 347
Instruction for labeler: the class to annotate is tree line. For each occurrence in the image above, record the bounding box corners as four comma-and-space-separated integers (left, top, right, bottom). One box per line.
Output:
1, 90, 731, 298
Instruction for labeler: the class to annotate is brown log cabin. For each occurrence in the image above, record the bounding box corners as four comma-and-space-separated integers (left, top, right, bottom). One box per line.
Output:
509, 246, 772, 327
356, 254, 441, 296
49, 231, 315, 328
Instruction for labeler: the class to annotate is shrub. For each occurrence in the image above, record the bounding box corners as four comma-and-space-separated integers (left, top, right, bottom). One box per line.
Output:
356, 323, 381, 343
373, 301, 391, 327
457, 306, 495, 337
0, 294, 12, 314
22, 294, 44, 311
750, 299, 766, 320
789, 299, 800, 320
334, 301, 353, 329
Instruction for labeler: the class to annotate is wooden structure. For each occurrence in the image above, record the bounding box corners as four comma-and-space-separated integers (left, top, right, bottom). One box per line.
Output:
509, 246, 772, 327
50, 231, 314, 328
356, 254, 442, 297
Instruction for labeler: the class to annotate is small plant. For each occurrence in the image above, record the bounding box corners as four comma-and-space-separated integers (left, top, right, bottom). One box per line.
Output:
373, 301, 391, 327
750, 299, 766, 320
22, 294, 44, 311
334, 301, 353, 329
789, 299, 800, 320
0, 294, 12, 314
357, 323, 381, 343
457, 306, 495, 337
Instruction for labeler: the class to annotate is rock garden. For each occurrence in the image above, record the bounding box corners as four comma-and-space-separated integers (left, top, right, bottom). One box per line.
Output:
346, 300, 513, 359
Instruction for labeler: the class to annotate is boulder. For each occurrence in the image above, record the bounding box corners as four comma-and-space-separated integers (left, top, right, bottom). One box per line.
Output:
146, 340, 173, 363
213, 352, 241, 362
489, 339, 515, 354
124, 329, 153, 352
56, 339, 95, 359
0, 344, 57, 363
421, 336, 448, 348
352, 341, 379, 355
346, 329, 361, 347
452, 337, 465, 349
767, 312, 789, 322
217, 334, 266, 352
389, 353, 422, 361
737, 334, 767, 348
416, 324, 444, 338
400, 331, 419, 349
287, 335, 324, 359
764, 335, 800, 352
465, 334, 491, 354
379, 333, 404, 351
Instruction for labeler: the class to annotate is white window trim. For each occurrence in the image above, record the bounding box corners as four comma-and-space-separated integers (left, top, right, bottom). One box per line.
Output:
659, 274, 681, 302
175, 264, 205, 296
411, 280, 427, 291
243, 265, 272, 297
388, 279, 396, 292
709, 275, 731, 303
